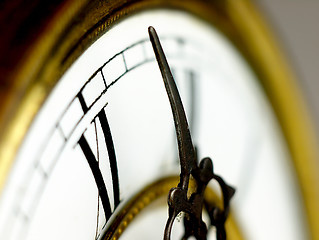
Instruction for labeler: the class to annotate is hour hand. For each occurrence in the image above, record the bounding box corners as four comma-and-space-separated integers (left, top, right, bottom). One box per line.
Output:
148, 26, 197, 239
148, 26, 196, 191
148, 26, 235, 240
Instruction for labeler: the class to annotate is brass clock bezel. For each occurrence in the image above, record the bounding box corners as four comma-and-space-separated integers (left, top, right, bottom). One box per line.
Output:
0, 0, 318, 239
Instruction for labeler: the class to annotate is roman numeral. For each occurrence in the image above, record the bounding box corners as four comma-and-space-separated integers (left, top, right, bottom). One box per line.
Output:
78, 108, 120, 221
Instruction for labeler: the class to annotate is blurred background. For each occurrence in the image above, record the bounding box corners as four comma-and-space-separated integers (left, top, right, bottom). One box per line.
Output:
256, 0, 319, 137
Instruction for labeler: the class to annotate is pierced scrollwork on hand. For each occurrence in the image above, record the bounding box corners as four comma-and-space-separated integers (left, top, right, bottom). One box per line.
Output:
148, 26, 235, 240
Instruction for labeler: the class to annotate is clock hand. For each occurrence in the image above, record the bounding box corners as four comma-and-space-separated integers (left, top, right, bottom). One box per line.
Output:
148, 26, 197, 239
148, 26, 235, 240
148, 26, 196, 192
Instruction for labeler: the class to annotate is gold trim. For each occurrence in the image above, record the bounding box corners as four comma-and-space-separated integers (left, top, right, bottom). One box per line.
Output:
104, 176, 243, 240
0, 0, 89, 194
0, 0, 318, 239
225, 2, 319, 239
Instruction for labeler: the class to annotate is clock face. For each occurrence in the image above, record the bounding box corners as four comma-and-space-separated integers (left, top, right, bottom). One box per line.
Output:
0, 9, 307, 240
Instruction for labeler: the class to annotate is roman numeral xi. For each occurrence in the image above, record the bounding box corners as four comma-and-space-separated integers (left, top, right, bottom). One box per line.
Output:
78, 108, 120, 221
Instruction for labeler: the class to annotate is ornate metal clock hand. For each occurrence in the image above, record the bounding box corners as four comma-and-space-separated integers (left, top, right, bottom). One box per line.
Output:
148, 26, 235, 240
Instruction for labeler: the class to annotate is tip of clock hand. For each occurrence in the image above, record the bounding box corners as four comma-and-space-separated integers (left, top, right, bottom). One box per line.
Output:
148, 26, 175, 86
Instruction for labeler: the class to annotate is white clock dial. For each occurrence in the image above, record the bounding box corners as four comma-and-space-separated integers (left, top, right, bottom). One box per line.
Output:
0, 10, 306, 240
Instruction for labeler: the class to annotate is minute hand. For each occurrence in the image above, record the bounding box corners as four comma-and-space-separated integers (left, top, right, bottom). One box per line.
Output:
148, 26, 196, 191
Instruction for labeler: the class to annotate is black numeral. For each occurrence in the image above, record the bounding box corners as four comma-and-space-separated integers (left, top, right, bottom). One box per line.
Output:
78, 108, 120, 220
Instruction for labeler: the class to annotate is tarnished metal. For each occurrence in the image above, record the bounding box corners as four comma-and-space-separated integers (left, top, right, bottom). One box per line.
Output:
148, 26, 235, 240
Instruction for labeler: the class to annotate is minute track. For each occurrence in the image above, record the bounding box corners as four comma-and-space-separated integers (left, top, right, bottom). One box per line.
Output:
0, 35, 188, 239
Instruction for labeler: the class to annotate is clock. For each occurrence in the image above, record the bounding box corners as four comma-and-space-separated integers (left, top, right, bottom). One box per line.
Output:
0, 0, 318, 240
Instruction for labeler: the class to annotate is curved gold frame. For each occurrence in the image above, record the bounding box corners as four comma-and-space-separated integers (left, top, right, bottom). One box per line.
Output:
0, 0, 318, 239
